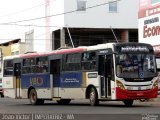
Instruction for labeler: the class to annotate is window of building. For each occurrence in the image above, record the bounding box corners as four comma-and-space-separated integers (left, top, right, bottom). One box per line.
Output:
77, 0, 86, 11
11, 51, 20, 55
151, 0, 160, 5
109, 1, 117, 12
15, 51, 19, 55
25, 30, 34, 53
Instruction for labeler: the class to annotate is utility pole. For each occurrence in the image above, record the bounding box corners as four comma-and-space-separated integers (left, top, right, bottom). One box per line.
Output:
66, 26, 74, 48
45, 0, 51, 51
110, 26, 118, 43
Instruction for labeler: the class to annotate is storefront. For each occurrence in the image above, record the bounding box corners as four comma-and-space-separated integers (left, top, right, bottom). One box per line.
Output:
139, 0, 160, 96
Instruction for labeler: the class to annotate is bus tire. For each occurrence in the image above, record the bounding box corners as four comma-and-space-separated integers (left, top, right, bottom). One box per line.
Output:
57, 99, 71, 105
1, 94, 4, 98
123, 100, 134, 107
89, 87, 99, 106
29, 89, 44, 105
0, 93, 4, 98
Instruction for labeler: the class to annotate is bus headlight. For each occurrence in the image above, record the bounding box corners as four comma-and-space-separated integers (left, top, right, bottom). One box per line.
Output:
116, 80, 125, 90
153, 80, 158, 89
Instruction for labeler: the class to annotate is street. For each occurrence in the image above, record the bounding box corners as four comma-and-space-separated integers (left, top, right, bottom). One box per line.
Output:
0, 98, 160, 120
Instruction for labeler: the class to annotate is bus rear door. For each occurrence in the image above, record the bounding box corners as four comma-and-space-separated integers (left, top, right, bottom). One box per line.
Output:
50, 59, 61, 97
13, 62, 21, 98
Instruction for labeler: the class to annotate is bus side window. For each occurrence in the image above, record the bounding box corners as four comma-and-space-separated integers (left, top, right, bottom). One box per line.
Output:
64, 53, 81, 71
14, 64, 21, 76
83, 53, 89, 61
82, 52, 96, 71
22, 58, 35, 74
4, 60, 13, 76
36, 57, 48, 73
42, 61, 48, 73
82, 61, 91, 70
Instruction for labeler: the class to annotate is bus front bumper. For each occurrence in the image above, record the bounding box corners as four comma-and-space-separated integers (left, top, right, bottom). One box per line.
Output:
116, 87, 158, 100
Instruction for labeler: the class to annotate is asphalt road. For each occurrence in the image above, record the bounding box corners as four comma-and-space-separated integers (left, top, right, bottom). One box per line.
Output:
0, 98, 160, 120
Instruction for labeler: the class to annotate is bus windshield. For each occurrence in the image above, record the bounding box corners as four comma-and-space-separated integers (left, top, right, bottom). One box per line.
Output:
116, 54, 156, 78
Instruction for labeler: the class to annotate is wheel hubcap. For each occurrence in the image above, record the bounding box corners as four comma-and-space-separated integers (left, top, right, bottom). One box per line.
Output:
90, 91, 95, 103
31, 93, 36, 103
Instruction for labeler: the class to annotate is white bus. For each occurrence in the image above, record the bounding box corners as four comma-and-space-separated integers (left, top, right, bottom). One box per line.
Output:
3, 43, 158, 106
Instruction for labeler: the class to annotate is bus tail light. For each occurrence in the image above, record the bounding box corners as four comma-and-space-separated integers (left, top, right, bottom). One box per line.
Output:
116, 80, 125, 90
153, 80, 158, 89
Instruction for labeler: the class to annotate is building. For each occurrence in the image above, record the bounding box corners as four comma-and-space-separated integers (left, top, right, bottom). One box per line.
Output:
0, 38, 25, 97
138, 0, 160, 71
0, 39, 26, 57
7, 0, 139, 52
50, 0, 139, 49
138, 0, 160, 56
138, 0, 160, 96
20, 0, 139, 52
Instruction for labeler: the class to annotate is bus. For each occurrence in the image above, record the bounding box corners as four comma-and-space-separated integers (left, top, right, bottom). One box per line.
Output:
3, 43, 158, 106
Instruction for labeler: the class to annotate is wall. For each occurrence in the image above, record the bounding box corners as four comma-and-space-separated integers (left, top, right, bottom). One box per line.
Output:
0, 45, 11, 57
61, 0, 138, 29
11, 42, 26, 55
138, 0, 160, 53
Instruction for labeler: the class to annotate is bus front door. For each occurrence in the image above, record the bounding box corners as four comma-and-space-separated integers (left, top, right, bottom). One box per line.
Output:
14, 63, 21, 98
98, 55, 113, 98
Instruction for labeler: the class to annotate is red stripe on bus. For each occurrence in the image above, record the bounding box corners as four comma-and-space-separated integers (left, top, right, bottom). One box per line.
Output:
20, 47, 85, 58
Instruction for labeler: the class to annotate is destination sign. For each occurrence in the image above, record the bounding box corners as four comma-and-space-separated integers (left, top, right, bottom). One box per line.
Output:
121, 46, 150, 52
97, 48, 112, 55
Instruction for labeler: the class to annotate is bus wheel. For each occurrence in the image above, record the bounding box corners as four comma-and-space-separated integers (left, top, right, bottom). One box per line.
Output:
89, 87, 99, 106
0, 94, 2, 98
123, 100, 134, 107
29, 89, 38, 105
57, 99, 71, 105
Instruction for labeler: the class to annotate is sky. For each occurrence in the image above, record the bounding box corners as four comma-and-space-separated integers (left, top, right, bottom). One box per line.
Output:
0, 0, 45, 43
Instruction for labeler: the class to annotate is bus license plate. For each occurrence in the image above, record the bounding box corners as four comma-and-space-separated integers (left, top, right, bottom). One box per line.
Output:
127, 87, 133, 90
137, 93, 144, 96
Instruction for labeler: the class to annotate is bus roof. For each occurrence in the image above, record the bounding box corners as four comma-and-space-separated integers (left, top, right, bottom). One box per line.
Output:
3, 42, 154, 60
3, 55, 20, 60
20, 47, 86, 58
86, 43, 115, 51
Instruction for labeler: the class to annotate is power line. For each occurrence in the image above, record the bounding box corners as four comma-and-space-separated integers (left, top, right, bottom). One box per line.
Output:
1, 0, 121, 25
1, 23, 61, 28
0, 4, 42, 18
0, 0, 56, 18
0, 33, 130, 41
